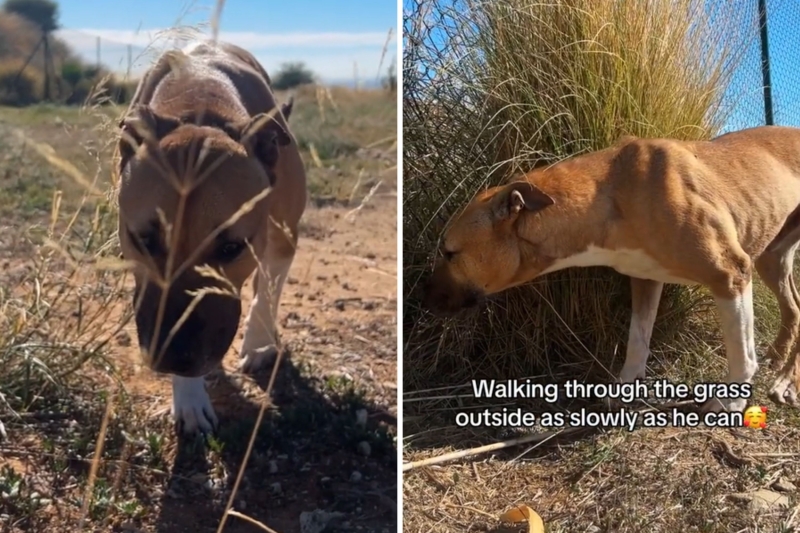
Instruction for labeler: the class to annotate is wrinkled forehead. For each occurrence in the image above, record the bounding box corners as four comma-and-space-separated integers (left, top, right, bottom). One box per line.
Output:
443, 200, 492, 247
119, 154, 269, 243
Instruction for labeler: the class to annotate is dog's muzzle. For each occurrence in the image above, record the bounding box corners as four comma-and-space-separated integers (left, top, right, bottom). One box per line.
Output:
421, 278, 484, 316
134, 276, 241, 377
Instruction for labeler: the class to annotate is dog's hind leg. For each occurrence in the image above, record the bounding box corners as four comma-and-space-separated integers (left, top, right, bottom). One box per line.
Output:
619, 277, 663, 383
763, 243, 800, 407
704, 275, 758, 413
769, 342, 800, 407
240, 218, 298, 373
754, 242, 800, 369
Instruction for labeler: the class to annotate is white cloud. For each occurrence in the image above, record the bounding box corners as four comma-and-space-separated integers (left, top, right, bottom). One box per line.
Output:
54, 27, 397, 83
55, 27, 395, 51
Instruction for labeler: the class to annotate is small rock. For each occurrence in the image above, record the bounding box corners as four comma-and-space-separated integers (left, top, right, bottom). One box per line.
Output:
116, 331, 132, 347
729, 489, 789, 511
268, 460, 279, 474
773, 478, 797, 493
300, 510, 345, 533
350, 471, 363, 482
357, 441, 371, 457
355, 409, 368, 428
270, 482, 282, 495
238, 499, 246, 510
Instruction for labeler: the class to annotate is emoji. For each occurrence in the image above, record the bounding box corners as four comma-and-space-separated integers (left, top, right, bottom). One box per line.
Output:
743, 405, 767, 429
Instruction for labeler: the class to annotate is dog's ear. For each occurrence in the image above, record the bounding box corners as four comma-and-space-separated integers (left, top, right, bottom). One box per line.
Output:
232, 111, 292, 169
492, 181, 555, 221
281, 96, 294, 121
118, 105, 181, 169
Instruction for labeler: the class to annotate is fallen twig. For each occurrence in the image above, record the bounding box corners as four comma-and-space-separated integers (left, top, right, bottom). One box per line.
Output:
403, 426, 588, 472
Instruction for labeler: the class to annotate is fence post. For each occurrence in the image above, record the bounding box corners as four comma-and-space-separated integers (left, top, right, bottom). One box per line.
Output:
758, 0, 774, 125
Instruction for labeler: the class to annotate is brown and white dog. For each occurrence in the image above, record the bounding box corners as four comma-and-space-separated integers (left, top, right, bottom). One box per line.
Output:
116, 41, 307, 434
425, 126, 800, 412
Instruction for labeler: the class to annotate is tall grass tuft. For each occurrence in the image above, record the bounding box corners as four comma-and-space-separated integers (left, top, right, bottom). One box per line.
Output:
403, 0, 757, 394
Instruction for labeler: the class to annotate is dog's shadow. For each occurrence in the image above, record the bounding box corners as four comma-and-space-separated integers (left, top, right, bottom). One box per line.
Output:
151, 351, 397, 533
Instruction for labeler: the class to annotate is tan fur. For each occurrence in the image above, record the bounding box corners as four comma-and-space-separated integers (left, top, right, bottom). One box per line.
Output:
116, 41, 307, 433
426, 125, 800, 410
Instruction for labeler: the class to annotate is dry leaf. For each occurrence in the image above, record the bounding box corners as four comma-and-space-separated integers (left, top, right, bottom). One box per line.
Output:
499, 504, 545, 533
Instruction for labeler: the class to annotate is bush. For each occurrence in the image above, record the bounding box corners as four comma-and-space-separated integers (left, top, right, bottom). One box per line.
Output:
65, 76, 134, 106
382, 59, 396, 93
64, 76, 92, 105
60, 60, 82, 86
272, 61, 315, 90
403, 0, 754, 390
0, 58, 42, 105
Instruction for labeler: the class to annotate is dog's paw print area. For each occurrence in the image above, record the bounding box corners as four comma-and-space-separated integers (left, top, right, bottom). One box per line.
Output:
0, 85, 397, 533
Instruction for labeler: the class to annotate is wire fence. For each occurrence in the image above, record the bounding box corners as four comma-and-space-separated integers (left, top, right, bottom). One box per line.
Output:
723, 0, 800, 131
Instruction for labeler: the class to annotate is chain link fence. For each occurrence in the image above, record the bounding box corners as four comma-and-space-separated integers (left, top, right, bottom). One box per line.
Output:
723, 0, 800, 131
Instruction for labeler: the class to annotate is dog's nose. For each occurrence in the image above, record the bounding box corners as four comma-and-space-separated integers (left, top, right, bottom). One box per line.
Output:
143, 315, 207, 377
151, 352, 198, 376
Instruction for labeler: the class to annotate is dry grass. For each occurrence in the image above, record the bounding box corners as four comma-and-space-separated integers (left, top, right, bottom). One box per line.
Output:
403, 0, 800, 531
403, 0, 755, 391
0, 5, 398, 532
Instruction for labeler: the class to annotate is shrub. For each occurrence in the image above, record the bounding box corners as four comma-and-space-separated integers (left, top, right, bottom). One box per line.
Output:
64, 76, 92, 105
0, 58, 42, 105
272, 61, 315, 90
60, 60, 83, 86
403, 0, 755, 391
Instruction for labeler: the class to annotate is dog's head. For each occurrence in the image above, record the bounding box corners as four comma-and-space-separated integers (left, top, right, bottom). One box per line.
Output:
117, 102, 292, 377
423, 181, 555, 315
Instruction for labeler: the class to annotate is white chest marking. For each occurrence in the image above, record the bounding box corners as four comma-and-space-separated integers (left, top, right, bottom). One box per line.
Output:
540, 245, 697, 285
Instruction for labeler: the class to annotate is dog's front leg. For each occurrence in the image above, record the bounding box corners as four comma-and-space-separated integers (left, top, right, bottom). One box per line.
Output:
704, 279, 758, 413
619, 277, 663, 383
171, 375, 218, 435
240, 227, 295, 373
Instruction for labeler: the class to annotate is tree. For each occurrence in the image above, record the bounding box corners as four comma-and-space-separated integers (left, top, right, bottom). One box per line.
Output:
3, 0, 60, 100
272, 62, 315, 90
3, 0, 59, 32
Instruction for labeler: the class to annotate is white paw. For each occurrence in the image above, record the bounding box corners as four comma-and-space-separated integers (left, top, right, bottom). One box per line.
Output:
171, 375, 218, 435
769, 376, 798, 407
700, 396, 747, 414
239, 344, 279, 374
618, 366, 646, 384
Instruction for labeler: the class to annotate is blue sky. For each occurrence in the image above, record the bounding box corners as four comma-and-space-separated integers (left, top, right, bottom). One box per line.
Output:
403, 0, 800, 132
53, 0, 397, 85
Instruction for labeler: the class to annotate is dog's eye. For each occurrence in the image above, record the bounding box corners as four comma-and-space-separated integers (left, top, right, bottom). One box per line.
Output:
217, 241, 246, 262
443, 249, 457, 262
129, 229, 161, 256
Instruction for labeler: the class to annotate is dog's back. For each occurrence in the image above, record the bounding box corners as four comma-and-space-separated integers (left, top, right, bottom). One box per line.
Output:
122, 40, 306, 230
